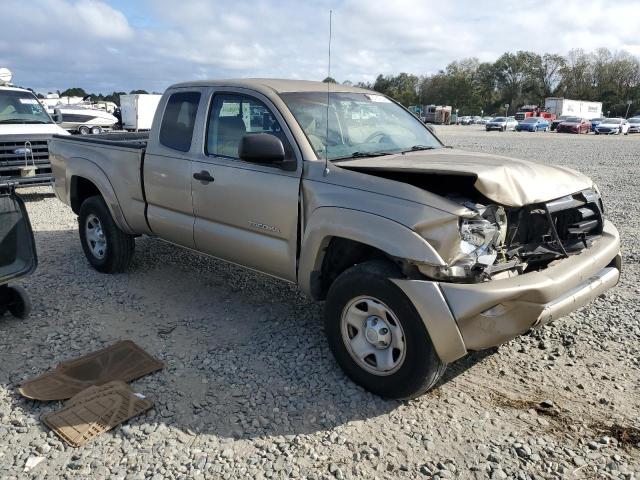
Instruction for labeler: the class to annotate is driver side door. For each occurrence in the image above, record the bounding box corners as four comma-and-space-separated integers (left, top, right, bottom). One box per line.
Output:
191, 89, 302, 281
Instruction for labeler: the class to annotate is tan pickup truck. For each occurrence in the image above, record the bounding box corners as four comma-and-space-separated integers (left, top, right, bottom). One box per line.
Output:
50, 79, 621, 399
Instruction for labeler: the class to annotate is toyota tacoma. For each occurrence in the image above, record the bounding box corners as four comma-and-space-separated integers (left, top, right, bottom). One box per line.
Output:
49, 80, 621, 399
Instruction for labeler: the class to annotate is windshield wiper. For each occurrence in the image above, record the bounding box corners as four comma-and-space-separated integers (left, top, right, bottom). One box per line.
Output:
0, 119, 50, 124
400, 145, 437, 153
333, 151, 393, 161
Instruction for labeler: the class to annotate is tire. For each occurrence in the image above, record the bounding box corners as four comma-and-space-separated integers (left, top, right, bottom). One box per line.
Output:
324, 260, 446, 399
78, 195, 135, 273
90, 126, 103, 135
7, 286, 31, 319
78, 125, 90, 135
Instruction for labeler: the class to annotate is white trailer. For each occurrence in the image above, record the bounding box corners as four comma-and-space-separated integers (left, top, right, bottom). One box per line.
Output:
544, 98, 602, 120
120, 94, 162, 131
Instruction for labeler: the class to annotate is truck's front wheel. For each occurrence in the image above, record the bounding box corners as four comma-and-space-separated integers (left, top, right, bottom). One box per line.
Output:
78, 196, 135, 273
324, 261, 446, 399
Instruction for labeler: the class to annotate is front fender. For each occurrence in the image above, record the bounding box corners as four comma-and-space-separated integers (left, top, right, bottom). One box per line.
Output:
65, 157, 133, 234
297, 207, 445, 295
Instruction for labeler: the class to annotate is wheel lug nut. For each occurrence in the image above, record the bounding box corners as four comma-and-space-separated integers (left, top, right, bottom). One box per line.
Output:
380, 328, 388, 335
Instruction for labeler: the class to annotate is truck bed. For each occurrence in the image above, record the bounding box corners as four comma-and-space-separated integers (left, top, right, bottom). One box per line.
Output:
49, 131, 151, 235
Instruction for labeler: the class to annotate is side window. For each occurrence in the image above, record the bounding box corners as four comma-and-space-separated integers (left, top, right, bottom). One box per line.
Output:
206, 94, 293, 160
159, 91, 201, 152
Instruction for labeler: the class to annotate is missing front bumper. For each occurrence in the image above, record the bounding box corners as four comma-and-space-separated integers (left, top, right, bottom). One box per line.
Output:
392, 221, 621, 361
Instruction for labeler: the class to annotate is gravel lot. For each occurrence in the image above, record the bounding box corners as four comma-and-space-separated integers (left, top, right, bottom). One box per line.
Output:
1, 126, 639, 479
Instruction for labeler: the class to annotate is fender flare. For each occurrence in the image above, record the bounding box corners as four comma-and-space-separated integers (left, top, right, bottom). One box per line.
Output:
66, 156, 134, 234
297, 207, 445, 296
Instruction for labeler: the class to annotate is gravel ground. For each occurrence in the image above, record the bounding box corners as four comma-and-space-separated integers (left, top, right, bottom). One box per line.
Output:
1, 126, 639, 479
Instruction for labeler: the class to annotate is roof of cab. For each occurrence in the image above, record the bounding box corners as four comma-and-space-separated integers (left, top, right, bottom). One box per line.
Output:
169, 78, 372, 95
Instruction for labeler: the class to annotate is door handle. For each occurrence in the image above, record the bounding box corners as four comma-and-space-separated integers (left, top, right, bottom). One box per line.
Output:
193, 170, 215, 183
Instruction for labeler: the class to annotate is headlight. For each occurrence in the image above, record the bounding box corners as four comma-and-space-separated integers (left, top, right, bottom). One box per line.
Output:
459, 218, 499, 256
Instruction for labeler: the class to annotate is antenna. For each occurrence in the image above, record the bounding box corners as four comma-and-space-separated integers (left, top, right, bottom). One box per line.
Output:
324, 10, 332, 176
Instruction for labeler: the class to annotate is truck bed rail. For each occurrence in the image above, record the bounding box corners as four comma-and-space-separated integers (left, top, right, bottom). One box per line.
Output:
52, 132, 148, 150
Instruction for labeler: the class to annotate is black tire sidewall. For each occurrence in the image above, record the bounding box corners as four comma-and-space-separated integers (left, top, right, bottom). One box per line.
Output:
325, 262, 444, 399
7, 286, 31, 319
78, 196, 132, 273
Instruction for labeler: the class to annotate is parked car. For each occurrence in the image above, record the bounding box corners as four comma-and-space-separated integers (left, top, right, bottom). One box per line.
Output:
471, 115, 482, 124
485, 116, 518, 131
50, 79, 621, 400
590, 117, 604, 132
515, 117, 550, 132
459, 116, 473, 125
627, 117, 640, 133
594, 118, 629, 135
550, 115, 570, 131
556, 117, 591, 134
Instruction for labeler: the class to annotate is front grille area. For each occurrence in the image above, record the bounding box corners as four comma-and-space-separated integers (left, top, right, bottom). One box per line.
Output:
505, 189, 603, 268
547, 191, 603, 251
0, 140, 52, 185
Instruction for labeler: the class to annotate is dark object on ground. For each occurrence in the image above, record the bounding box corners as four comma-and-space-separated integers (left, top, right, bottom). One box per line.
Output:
19, 340, 163, 401
0, 182, 37, 319
43, 380, 153, 447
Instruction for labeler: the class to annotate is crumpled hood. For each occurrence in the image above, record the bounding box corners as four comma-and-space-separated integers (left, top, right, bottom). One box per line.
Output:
337, 148, 593, 207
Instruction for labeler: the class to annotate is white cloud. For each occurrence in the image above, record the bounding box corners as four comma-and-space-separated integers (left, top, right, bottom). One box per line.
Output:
0, 0, 638, 93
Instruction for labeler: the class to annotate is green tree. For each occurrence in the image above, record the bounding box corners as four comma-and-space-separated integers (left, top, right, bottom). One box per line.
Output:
60, 87, 87, 97
373, 73, 420, 106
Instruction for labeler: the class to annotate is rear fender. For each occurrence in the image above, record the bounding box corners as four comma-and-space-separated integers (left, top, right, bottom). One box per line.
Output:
66, 157, 133, 234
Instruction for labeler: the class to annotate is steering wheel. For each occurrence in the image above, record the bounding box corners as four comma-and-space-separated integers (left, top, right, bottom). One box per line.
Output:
364, 131, 390, 143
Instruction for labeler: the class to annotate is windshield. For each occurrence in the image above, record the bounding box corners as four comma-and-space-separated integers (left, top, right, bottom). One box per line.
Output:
629, 118, 640, 124
491, 117, 506, 122
280, 91, 441, 160
603, 118, 622, 124
565, 117, 581, 122
0, 89, 52, 124
523, 118, 539, 123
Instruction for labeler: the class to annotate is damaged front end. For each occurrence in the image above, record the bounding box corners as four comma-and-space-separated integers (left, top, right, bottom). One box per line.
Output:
419, 188, 605, 283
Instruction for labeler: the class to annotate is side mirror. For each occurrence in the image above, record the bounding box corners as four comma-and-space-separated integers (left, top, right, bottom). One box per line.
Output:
52, 108, 63, 124
239, 133, 295, 171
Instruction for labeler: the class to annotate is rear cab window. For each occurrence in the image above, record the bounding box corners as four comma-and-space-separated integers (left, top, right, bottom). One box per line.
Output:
159, 91, 201, 152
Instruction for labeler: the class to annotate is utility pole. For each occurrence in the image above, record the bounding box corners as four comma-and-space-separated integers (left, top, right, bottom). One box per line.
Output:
625, 100, 632, 119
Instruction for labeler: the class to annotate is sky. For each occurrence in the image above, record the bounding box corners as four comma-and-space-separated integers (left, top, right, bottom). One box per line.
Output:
1, 0, 640, 94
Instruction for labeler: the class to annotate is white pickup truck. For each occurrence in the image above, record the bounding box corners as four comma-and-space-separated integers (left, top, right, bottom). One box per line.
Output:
0, 79, 69, 186
50, 79, 621, 399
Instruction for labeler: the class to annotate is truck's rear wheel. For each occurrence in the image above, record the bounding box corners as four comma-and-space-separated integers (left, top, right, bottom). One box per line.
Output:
78, 196, 134, 273
78, 126, 90, 135
324, 260, 446, 399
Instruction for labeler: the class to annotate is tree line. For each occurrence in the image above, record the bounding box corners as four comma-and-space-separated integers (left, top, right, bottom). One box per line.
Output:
330, 48, 640, 117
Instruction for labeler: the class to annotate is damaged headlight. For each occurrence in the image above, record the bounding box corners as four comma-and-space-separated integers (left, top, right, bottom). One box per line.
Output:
420, 204, 508, 282
459, 218, 500, 260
